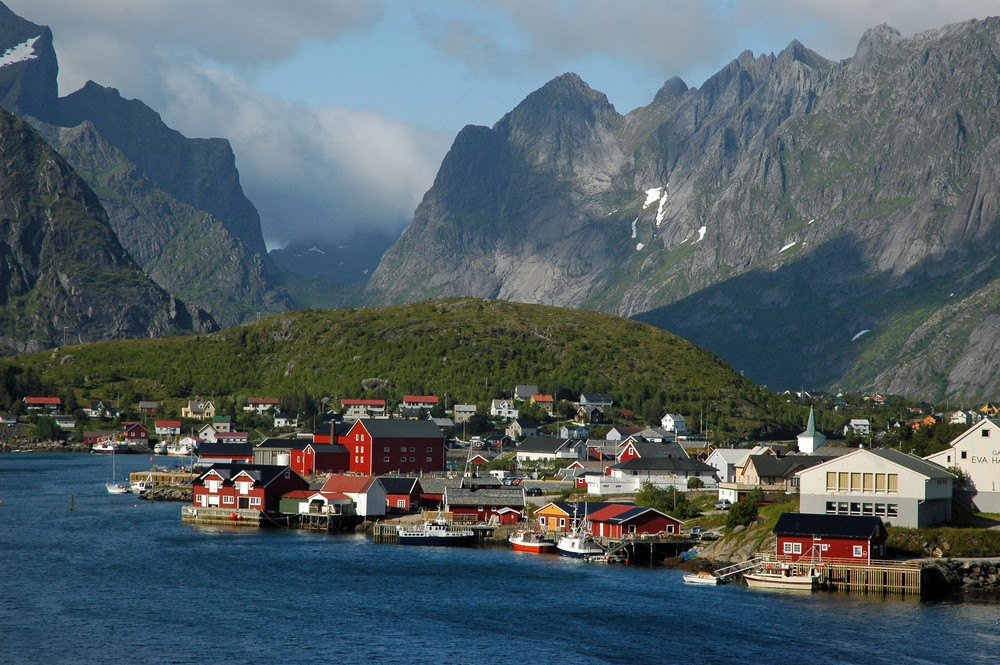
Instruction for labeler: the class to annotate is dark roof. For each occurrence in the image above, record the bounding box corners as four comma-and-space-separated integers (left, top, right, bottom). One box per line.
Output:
773, 513, 886, 539
198, 442, 253, 457
377, 477, 421, 494
622, 440, 689, 459
748, 454, 827, 478
418, 477, 462, 495
196, 463, 304, 487
257, 437, 314, 451
516, 436, 573, 454
612, 457, 715, 472
357, 419, 444, 439
512, 418, 538, 428
445, 486, 525, 507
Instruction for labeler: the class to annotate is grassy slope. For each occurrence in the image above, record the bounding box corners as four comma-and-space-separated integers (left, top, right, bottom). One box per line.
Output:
5, 298, 793, 440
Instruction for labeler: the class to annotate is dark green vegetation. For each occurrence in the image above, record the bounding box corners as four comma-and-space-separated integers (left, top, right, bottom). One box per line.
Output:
0, 299, 809, 442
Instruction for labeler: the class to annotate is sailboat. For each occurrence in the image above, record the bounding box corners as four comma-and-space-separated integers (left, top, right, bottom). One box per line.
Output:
105, 447, 130, 494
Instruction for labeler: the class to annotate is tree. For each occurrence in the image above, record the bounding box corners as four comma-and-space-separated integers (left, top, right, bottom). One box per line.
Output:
726, 497, 759, 529
635, 480, 700, 519
33, 416, 62, 442
687, 477, 705, 489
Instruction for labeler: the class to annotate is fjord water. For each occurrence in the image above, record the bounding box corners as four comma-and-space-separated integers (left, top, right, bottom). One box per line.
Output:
2, 454, 998, 665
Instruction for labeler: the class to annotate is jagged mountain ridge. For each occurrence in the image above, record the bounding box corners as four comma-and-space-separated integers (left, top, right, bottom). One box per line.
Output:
0, 108, 216, 353
363, 18, 1000, 401
0, 3, 293, 327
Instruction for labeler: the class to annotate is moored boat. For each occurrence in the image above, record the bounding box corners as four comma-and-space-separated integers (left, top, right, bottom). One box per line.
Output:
92, 436, 126, 454
683, 571, 723, 585
153, 441, 168, 455
396, 516, 476, 546
556, 533, 604, 558
105, 447, 130, 494
509, 529, 555, 553
743, 563, 820, 591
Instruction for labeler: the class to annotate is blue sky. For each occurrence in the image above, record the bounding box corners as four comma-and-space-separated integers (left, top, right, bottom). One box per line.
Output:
5, 1, 999, 248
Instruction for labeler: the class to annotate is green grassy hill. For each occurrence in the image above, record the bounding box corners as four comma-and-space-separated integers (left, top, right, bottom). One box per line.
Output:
1, 298, 804, 440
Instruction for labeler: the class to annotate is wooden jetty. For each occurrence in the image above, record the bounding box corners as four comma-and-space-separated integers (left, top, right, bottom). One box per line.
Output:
129, 468, 195, 489
372, 511, 497, 544
737, 554, 927, 596
181, 505, 262, 526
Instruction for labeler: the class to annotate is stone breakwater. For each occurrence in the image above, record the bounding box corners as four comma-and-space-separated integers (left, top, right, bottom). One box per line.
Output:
141, 487, 193, 502
939, 559, 1000, 592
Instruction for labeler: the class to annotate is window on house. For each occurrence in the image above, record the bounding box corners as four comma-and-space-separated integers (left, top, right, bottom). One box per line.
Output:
360, 434, 365, 442
426, 447, 432, 452
850, 502, 861, 515
384, 447, 390, 452
850, 473, 862, 492
887, 504, 898, 518
383, 457, 389, 463
410, 447, 415, 452
838, 472, 849, 491
961, 451, 968, 459
249, 497, 262, 506
887, 474, 898, 493
792, 543, 802, 554
838, 502, 849, 514
875, 473, 886, 493
826, 472, 836, 492
863, 473, 874, 492
853, 545, 864, 557
397, 500, 406, 508
783, 542, 794, 554
560, 518, 566, 527
826, 501, 837, 514
863, 503, 874, 516
874, 503, 886, 516
400, 457, 406, 463
409, 457, 415, 462
982, 429, 991, 437
426, 457, 432, 462
222, 496, 234, 505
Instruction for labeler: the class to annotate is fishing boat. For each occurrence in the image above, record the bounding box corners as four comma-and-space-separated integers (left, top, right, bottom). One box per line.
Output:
105, 448, 130, 494
556, 504, 604, 558
743, 562, 820, 591
167, 437, 196, 456
683, 571, 723, 585
396, 516, 475, 546
92, 435, 126, 454
153, 441, 168, 455
508, 529, 555, 553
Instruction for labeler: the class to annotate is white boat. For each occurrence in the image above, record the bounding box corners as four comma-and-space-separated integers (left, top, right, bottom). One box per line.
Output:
743, 562, 820, 591
153, 441, 168, 455
556, 504, 604, 558
92, 435, 126, 454
683, 571, 723, 585
396, 516, 476, 546
105, 448, 130, 494
167, 438, 196, 456
130, 472, 154, 494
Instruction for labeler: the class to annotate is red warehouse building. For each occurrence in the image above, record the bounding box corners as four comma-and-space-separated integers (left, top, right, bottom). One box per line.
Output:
254, 438, 348, 475
192, 463, 309, 513
586, 503, 682, 538
773, 513, 888, 563
345, 419, 445, 475
444, 486, 525, 525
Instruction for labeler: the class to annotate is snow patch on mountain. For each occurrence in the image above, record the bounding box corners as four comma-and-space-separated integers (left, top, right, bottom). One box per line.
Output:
0, 36, 39, 68
696, 226, 706, 242
780, 241, 797, 252
630, 218, 638, 239
851, 329, 870, 342
643, 188, 662, 208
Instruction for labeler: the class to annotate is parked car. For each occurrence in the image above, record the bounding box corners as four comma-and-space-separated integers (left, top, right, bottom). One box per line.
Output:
714, 499, 732, 511
526, 487, 544, 496
689, 526, 705, 539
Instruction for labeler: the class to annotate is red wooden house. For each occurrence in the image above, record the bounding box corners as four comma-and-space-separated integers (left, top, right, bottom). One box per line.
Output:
121, 422, 149, 446
773, 513, 888, 563
586, 503, 682, 538
344, 419, 445, 475
444, 486, 525, 525
378, 477, 422, 513
254, 438, 348, 475
192, 463, 309, 512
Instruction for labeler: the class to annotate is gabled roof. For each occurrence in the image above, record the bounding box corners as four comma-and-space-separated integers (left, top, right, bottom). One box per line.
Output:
612, 457, 715, 473
257, 437, 315, 451
354, 419, 444, 439
445, 487, 525, 507
621, 439, 689, 460
774, 513, 886, 539
707, 448, 752, 464
378, 477, 422, 494
515, 436, 576, 454
512, 418, 538, 428
418, 477, 462, 495
867, 448, 954, 478
321, 474, 381, 494
746, 454, 826, 478
531, 394, 554, 403
587, 503, 677, 524
342, 398, 386, 406
195, 463, 303, 487
403, 395, 438, 404
197, 442, 254, 457
155, 420, 181, 427
24, 396, 60, 404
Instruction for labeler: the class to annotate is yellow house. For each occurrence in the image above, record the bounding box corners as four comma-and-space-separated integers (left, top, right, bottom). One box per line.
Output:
181, 399, 216, 420
534, 502, 589, 533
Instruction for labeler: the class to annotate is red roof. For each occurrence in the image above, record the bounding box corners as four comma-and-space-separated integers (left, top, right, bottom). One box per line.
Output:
321, 475, 379, 493
25, 397, 61, 405
532, 394, 554, 402
403, 395, 438, 404
342, 399, 386, 406
155, 420, 181, 427
587, 504, 635, 521
249, 397, 280, 404
282, 490, 351, 501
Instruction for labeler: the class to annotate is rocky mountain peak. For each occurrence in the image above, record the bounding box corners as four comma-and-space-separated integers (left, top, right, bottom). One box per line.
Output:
0, 4, 57, 117
651, 76, 689, 106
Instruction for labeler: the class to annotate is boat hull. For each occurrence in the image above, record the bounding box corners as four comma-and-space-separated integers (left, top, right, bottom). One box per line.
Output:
106, 482, 130, 495
556, 536, 604, 558
744, 571, 819, 591
509, 531, 555, 553
683, 573, 722, 585
397, 533, 476, 546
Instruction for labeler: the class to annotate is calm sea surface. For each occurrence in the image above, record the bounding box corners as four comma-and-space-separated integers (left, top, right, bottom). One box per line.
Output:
2, 453, 999, 665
